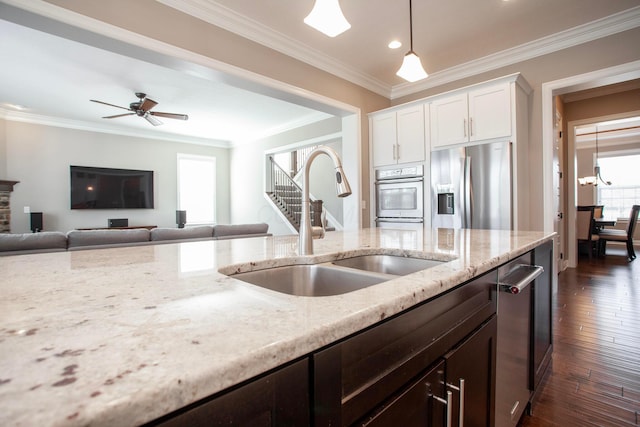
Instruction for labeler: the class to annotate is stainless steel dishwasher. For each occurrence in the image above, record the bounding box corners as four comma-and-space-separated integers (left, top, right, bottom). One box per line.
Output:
495, 253, 544, 427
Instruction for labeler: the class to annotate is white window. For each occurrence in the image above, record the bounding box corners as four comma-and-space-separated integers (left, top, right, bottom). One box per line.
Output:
597, 153, 640, 220
177, 154, 216, 225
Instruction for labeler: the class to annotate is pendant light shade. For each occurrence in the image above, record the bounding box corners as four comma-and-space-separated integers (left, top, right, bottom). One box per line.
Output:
304, 0, 351, 37
397, 51, 428, 82
396, 0, 428, 82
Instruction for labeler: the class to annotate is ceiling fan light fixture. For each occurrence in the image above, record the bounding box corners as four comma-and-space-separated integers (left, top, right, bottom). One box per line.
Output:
396, 51, 428, 82
304, 0, 351, 37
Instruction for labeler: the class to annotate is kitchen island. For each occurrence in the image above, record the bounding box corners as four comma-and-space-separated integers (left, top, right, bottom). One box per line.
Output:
0, 227, 554, 426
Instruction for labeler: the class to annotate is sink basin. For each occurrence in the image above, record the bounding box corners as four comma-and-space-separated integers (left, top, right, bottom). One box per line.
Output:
332, 254, 444, 276
229, 264, 390, 297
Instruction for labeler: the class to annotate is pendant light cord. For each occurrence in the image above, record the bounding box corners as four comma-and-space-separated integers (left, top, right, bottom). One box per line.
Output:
409, 0, 414, 52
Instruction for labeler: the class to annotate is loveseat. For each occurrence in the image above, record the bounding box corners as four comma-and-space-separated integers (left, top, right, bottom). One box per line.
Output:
0, 223, 271, 256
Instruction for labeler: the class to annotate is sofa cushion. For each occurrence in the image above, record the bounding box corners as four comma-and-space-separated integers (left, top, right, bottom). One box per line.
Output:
212, 223, 269, 238
150, 226, 213, 241
0, 232, 68, 252
67, 229, 150, 248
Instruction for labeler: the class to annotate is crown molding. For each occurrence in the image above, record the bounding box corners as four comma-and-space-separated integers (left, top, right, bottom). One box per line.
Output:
158, 0, 639, 100
155, 0, 392, 97
0, 108, 232, 148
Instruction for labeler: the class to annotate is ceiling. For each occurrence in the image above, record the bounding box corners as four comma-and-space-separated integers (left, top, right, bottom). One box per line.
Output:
1, 0, 639, 146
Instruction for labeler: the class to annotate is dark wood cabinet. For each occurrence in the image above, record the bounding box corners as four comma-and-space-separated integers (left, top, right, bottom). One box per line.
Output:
359, 360, 446, 427
313, 269, 497, 426
359, 316, 497, 427
531, 240, 554, 396
148, 358, 309, 427
444, 315, 497, 427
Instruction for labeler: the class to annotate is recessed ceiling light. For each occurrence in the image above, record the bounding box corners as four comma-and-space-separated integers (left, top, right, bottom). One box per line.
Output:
388, 40, 402, 49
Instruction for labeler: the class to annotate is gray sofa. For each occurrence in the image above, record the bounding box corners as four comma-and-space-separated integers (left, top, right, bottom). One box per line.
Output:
0, 223, 271, 256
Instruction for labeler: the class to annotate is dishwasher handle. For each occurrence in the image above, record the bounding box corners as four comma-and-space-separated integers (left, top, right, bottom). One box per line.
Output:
497, 265, 544, 294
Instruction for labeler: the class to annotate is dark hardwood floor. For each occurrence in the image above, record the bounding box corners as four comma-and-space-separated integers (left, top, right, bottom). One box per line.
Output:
520, 247, 640, 426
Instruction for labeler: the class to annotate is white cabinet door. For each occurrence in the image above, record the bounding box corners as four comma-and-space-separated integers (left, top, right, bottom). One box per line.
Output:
468, 83, 511, 142
371, 112, 397, 168
430, 93, 468, 149
396, 105, 425, 164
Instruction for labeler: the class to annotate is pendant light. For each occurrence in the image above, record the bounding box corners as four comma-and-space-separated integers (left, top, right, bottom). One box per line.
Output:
578, 125, 612, 186
396, 0, 428, 82
304, 0, 351, 37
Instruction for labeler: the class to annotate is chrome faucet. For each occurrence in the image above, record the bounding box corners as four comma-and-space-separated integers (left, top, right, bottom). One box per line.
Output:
299, 145, 352, 255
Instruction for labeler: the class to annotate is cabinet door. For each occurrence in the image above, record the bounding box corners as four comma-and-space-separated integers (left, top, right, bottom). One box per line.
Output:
430, 93, 468, 148
445, 316, 497, 427
468, 83, 511, 142
371, 112, 397, 167
360, 360, 446, 427
153, 359, 309, 427
532, 240, 553, 391
396, 105, 425, 164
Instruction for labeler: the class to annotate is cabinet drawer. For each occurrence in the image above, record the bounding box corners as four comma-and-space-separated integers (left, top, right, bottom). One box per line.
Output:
313, 270, 497, 426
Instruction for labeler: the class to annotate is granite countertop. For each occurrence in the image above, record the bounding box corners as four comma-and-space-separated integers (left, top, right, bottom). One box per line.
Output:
0, 227, 554, 426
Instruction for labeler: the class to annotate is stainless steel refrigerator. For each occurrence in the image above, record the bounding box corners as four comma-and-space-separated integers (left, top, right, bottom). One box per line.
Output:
431, 140, 512, 230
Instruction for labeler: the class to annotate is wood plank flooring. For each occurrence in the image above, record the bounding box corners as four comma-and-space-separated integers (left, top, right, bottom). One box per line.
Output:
520, 247, 640, 426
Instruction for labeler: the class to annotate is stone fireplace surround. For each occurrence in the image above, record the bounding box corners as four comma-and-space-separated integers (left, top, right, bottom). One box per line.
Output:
0, 180, 19, 234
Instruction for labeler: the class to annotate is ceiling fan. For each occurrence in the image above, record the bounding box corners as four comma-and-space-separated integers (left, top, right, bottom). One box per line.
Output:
90, 92, 188, 126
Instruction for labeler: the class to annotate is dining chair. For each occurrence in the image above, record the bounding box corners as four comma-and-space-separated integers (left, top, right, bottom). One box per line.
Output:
576, 205, 600, 260
593, 205, 604, 219
597, 204, 640, 261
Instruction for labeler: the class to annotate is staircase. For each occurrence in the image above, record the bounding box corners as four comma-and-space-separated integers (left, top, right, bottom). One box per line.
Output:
267, 156, 323, 232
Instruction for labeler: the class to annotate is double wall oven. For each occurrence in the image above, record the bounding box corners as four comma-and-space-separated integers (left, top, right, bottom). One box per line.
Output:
375, 165, 424, 226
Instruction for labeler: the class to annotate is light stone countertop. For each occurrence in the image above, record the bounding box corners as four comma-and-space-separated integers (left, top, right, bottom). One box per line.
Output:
0, 227, 554, 426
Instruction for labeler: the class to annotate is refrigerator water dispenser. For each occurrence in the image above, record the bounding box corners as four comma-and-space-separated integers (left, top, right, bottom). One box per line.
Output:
437, 193, 454, 215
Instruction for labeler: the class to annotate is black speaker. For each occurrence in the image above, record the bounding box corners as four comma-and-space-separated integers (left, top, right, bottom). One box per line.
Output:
30, 212, 43, 233
176, 210, 187, 228
108, 218, 128, 228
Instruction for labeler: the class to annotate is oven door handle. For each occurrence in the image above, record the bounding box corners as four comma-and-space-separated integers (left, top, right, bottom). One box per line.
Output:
376, 218, 424, 223
375, 177, 424, 185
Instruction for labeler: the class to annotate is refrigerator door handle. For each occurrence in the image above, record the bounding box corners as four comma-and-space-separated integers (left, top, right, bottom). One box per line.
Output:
464, 154, 472, 228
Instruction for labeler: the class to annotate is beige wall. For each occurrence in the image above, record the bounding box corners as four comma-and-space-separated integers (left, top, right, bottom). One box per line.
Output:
29, 2, 640, 230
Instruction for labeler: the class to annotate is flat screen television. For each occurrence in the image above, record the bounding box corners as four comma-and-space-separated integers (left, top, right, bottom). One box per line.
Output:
70, 165, 154, 209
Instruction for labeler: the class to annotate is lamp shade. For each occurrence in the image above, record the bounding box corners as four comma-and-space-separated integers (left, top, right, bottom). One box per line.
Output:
304, 0, 351, 37
396, 51, 428, 82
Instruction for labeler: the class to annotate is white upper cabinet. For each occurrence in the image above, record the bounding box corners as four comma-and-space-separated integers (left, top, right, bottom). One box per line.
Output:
429, 93, 468, 148
430, 82, 511, 149
371, 104, 425, 168
468, 83, 511, 141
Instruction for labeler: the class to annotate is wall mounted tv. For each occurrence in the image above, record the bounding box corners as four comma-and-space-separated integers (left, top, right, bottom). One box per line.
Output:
70, 166, 154, 209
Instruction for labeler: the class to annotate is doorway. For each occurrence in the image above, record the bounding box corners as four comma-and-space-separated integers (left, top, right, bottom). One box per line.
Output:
542, 60, 640, 269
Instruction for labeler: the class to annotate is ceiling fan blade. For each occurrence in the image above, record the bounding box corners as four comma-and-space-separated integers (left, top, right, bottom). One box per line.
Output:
103, 113, 135, 119
139, 97, 158, 112
144, 113, 163, 126
150, 112, 189, 120
90, 99, 131, 111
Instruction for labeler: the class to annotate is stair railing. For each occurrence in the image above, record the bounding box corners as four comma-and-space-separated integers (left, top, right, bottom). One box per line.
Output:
267, 156, 322, 231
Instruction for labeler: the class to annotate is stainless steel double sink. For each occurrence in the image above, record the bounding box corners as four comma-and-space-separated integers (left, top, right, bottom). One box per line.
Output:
222, 254, 449, 297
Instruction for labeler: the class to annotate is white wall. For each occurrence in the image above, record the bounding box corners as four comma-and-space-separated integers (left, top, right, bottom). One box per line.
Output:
4, 119, 230, 233
229, 117, 344, 235
0, 118, 6, 178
